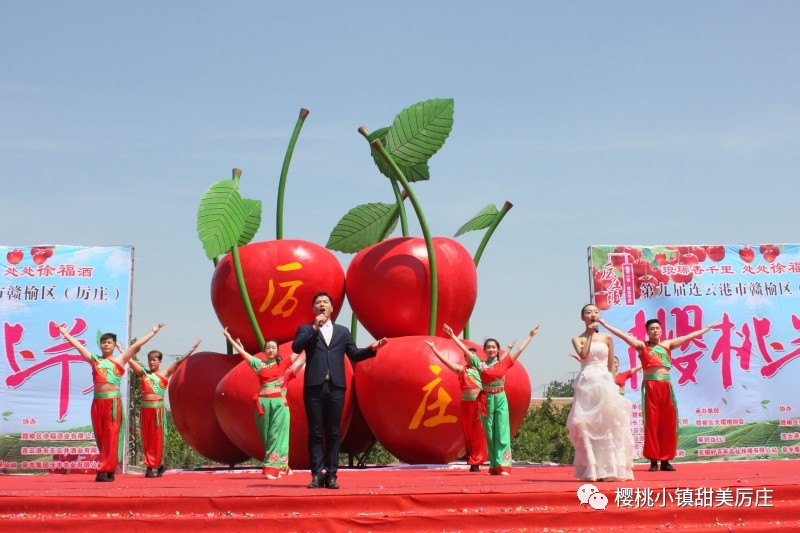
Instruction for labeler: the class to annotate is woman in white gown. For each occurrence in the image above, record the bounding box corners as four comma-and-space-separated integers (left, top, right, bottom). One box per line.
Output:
566, 304, 635, 481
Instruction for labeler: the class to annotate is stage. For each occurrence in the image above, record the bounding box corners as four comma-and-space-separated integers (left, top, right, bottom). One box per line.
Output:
1, 460, 798, 531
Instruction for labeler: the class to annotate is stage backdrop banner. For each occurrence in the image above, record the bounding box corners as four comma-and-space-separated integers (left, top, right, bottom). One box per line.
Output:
589, 244, 800, 462
1, 245, 133, 473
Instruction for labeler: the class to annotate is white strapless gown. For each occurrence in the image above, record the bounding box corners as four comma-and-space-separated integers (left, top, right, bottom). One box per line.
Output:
566, 341, 635, 481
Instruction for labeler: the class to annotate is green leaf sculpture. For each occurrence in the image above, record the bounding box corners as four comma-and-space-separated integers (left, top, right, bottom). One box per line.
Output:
454, 204, 501, 237
196, 180, 246, 260
385, 98, 454, 166
238, 198, 263, 246
368, 127, 430, 183
326, 202, 401, 253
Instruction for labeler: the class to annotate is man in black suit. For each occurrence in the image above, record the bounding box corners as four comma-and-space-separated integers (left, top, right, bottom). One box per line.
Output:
292, 292, 387, 489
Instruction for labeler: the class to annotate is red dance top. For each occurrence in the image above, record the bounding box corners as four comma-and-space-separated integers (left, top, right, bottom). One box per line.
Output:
640, 343, 672, 370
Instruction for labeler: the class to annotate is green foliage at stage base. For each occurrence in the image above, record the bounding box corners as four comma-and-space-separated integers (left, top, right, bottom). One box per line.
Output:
512, 398, 574, 464
543, 379, 575, 399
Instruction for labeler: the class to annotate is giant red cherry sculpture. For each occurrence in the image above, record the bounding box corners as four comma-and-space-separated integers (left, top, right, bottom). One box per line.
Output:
346, 236, 477, 340
168, 352, 250, 465
211, 239, 345, 352
354, 336, 530, 464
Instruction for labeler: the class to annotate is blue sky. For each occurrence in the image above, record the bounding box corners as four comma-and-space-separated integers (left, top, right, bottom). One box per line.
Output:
3, 2, 800, 394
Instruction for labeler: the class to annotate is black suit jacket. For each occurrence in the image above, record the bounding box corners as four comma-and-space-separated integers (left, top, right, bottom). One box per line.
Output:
292, 322, 376, 388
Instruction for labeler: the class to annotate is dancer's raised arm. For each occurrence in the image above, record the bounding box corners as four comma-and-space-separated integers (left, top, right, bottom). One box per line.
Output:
120, 323, 165, 364
442, 323, 472, 358
57, 324, 93, 362
424, 340, 464, 374
223, 328, 257, 364
502, 324, 540, 363
598, 317, 645, 352
164, 339, 201, 377
663, 323, 716, 351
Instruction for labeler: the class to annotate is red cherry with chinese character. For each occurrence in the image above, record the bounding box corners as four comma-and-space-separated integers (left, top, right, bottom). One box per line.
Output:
213, 341, 351, 469
654, 252, 667, 265
42, 247, 54, 259
6, 249, 23, 265
594, 291, 612, 310
689, 246, 707, 262
707, 246, 725, 262
354, 336, 530, 464
346, 237, 477, 340
168, 352, 250, 465
739, 247, 755, 263
210, 239, 346, 351
680, 253, 699, 266
32, 251, 47, 265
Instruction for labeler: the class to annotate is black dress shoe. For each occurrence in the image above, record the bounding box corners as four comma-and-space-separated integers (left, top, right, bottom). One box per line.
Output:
95, 472, 112, 482
157, 465, 165, 477
307, 474, 325, 489
469, 465, 480, 472
660, 461, 676, 471
325, 474, 339, 489
648, 460, 659, 472
108, 471, 115, 481
145, 468, 155, 478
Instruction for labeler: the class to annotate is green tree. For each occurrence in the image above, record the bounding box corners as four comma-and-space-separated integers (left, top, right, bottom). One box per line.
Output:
543, 378, 574, 398
512, 398, 573, 464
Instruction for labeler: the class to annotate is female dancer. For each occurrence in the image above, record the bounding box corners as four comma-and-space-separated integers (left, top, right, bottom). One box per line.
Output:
223, 328, 303, 479
423, 341, 487, 472
127, 339, 201, 477
443, 323, 539, 475
58, 322, 165, 482
566, 304, 634, 481
612, 356, 642, 395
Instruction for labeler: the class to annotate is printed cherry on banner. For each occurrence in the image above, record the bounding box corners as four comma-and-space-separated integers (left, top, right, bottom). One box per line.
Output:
212, 341, 355, 469
327, 98, 525, 463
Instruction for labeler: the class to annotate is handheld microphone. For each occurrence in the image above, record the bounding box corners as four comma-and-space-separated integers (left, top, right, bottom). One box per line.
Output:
592, 323, 600, 333
317, 310, 326, 327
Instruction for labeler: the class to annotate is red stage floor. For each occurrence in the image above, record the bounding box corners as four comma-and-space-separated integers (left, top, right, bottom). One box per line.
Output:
2, 460, 799, 531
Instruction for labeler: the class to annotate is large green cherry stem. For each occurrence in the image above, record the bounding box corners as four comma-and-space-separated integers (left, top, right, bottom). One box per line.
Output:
230, 167, 266, 351
230, 245, 266, 351
276, 108, 309, 240
463, 201, 513, 340
389, 180, 409, 236
357, 127, 409, 236
350, 312, 358, 343
362, 129, 439, 336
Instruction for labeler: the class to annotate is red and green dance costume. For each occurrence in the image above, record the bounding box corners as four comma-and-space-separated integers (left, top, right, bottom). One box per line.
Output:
640, 344, 678, 462
91, 354, 125, 475
250, 357, 293, 477
459, 366, 487, 467
470, 355, 516, 474
140, 370, 169, 469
